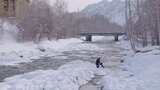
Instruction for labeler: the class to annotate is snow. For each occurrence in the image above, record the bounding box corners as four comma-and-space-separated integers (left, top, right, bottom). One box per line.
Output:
0, 37, 103, 65
101, 75, 145, 90
115, 37, 131, 50
102, 39, 160, 90
124, 49, 160, 90
0, 60, 106, 90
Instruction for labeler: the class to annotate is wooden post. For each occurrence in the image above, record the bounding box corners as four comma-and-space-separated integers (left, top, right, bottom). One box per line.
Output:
86, 35, 92, 41
114, 34, 119, 41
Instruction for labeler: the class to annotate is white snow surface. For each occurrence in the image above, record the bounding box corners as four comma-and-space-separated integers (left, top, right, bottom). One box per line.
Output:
124, 49, 160, 90
0, 38, 103, 65
102, 40, 160, 90
0, 60, 106, 90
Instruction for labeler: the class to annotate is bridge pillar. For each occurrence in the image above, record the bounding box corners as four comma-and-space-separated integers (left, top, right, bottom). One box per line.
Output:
114, 35, 119, 41
85, 35, 92, 41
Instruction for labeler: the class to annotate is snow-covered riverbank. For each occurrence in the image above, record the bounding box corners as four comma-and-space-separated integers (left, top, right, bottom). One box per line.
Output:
101, 40, 160, 90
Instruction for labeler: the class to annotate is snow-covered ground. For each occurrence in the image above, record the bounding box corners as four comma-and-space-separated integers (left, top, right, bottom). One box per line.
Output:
0, 61, 105, 90
101, 39, 160, 90
0, 38, 104, 66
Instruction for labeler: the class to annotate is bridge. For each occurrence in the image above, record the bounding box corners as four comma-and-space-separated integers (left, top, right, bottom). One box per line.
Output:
79, 32, 126, 41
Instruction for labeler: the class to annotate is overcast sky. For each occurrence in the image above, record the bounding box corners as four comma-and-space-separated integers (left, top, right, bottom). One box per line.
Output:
65, 0, 103, 12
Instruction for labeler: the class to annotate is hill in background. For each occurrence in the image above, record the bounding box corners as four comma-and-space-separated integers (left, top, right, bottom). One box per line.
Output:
82, 0, 125, 26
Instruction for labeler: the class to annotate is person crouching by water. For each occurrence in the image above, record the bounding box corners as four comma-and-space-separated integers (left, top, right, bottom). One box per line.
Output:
96, 57, 104, 68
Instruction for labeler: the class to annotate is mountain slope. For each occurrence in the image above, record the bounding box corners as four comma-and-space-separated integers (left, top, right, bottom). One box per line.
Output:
82, 0, 125, 25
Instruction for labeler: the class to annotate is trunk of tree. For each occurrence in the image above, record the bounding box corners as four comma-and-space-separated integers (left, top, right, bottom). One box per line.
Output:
155, 2, 160, 45
125, 0, 137, 53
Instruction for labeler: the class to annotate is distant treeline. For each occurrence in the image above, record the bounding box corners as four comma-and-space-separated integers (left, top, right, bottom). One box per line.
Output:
0, 0, 123, 43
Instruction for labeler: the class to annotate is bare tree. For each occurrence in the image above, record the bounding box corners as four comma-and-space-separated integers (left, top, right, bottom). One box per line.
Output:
125, 0, 160, 52
0, 19, 4, 40
18, 0, 54, 43
125, 0, 138, 52
52, 0, 68, 39
53, 0, 67, 16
